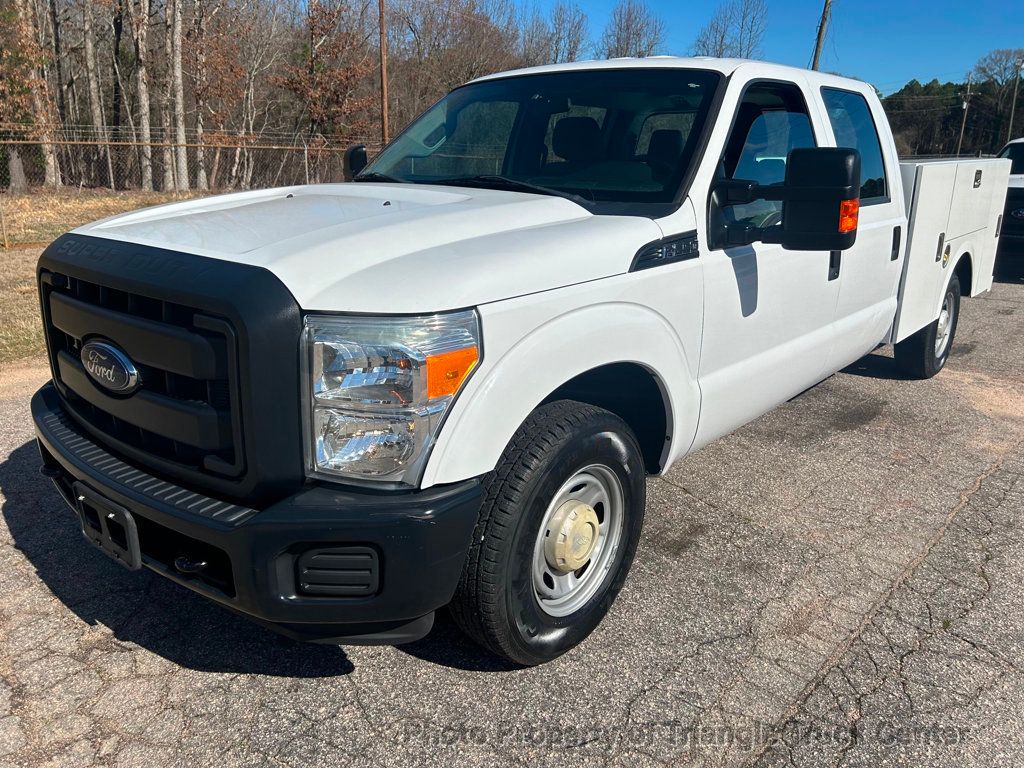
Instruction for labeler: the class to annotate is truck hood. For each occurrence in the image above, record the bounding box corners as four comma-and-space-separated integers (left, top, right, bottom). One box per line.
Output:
74, 183, 664, 312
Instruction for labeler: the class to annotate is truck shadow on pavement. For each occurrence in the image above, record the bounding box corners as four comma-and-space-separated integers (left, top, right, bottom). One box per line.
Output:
1, 440, 355, 678
839, 352, 909, 381
397, 615, 523, 673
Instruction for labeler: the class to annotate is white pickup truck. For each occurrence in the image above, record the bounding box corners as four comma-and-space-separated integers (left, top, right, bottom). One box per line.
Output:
33, 58, 1009, 665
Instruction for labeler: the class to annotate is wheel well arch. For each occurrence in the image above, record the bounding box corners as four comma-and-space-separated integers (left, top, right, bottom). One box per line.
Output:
541, 362, 671, 474
953, 251, 974, 296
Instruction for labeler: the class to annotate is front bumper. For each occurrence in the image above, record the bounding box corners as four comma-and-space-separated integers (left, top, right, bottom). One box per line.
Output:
32, 383, 482, 644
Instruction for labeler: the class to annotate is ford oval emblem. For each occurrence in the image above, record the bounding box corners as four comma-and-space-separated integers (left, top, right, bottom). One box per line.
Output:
1012, 208, 1024, 220
80, 340, 140, 394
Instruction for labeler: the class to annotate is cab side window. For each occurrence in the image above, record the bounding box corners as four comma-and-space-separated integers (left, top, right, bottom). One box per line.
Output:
821, 88, 888, 202
719, 82, 817, 231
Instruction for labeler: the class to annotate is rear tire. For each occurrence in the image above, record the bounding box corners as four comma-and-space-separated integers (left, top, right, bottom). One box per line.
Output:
894, 274, 960, 379
449, 400, 646, 666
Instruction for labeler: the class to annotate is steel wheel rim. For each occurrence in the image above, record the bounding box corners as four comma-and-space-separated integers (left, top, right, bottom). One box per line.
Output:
935, 290, 954, 357
532, 463, 625, 618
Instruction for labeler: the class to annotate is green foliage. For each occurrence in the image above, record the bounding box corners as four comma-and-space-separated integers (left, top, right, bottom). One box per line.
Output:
882, 50, 1024, 156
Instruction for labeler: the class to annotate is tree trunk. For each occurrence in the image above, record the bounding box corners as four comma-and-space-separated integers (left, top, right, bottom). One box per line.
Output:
110, 0, 124, 137
48, 0, 79, 182
161, 1, 175, 191
6, 147, 30, 194
192, 0, 209, 191
171, 0, 189, 191
47, 0, 68, 124
15, 0, 61, 187
130, 0, 154, 190
83, 0, 116, 188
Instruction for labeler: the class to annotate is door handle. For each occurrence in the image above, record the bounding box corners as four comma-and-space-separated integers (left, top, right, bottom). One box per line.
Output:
828, 250, 841, 281
891, 226, 901, 261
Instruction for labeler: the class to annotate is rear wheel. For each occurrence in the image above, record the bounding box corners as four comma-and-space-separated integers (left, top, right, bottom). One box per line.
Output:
449, 400, 646, 666
895, 274, 961, 379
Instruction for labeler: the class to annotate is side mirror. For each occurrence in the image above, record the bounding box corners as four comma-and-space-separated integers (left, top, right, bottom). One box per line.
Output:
712, 147, 861, 251
775, 147, 861, 251
343, 144, 368, 180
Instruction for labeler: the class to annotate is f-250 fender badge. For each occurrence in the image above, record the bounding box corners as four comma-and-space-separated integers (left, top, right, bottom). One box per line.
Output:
80, 340, 141, 395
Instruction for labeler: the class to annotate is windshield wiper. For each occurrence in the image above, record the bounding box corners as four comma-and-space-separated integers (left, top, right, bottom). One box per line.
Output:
353, 171, 406, 183
432, 175, 588, 204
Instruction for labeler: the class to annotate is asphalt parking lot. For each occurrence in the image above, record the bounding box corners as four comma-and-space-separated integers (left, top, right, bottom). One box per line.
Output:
1, 274, 1022, 768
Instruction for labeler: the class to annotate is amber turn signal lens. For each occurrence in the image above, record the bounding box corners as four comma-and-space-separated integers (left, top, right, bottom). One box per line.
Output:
838, 198, 860, 234
426, 346, 479, 399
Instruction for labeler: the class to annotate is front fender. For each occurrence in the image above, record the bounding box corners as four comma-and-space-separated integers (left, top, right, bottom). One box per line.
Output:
421, 286, 702, 488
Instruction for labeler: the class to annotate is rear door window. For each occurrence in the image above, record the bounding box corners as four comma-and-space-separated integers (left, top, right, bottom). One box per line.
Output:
821, 88, 889, 202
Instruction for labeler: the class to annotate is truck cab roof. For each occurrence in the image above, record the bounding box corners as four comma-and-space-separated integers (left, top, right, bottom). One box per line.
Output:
471, 56, 875, 93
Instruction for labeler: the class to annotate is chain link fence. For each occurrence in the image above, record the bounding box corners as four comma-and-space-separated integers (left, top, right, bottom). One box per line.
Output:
1, 135, 382, 249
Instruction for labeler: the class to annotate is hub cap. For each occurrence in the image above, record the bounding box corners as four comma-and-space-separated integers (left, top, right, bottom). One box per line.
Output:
935, 290, 954, 357
532, 464, 624, 617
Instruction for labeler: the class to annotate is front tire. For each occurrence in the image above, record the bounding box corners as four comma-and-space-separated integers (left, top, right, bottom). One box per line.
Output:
895, 274, 961, 379
449, 400, 646, 666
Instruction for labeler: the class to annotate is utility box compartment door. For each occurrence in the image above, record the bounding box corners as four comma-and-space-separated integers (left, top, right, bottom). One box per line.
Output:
892, 162, 956, 343
963, 159, 1010, 295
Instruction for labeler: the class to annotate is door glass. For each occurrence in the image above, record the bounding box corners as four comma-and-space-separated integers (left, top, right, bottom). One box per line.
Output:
999, 143, 1024, 174
719, 82, 816, 232
821, 88, 888, 202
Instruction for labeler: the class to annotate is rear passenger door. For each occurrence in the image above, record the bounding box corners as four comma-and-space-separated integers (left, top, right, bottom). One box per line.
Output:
818, 86, 907, 367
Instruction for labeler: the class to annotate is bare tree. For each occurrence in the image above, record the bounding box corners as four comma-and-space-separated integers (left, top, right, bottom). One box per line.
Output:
600, 0, 664, 59
110, 0, 125, 135
127, 0, 154, 190
12, 0, 61, 186
82, 0, 116, 187
692, 2, 732, 57
515, 1, 586, 66
191, 0, 212, 190
973, 49, 1024, 110
549, 1, 587, 63
161, 0, 176, 189
732, 0, 766, 58
692, 0, 767, 59
171, 0, 189, 189
1, 0, 35, 191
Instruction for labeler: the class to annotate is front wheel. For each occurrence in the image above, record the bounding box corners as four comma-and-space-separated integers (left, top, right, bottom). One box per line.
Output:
449, 400, 646, 666
895, 274, 961, 379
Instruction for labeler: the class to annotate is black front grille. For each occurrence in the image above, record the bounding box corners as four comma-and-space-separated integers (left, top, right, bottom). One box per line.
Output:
41, 273, 244, 479
1002, 188, 1024, 237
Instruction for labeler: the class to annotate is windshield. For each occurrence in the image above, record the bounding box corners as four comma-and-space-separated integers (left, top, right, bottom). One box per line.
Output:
363, 69, 722, 213
999, 143, 1024, 175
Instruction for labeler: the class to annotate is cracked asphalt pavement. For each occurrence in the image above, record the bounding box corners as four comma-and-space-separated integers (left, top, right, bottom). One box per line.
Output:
1, 274, 1023, 767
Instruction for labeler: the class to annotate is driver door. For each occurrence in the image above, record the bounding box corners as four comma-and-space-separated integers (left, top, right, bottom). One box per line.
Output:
693, 76, 840, 448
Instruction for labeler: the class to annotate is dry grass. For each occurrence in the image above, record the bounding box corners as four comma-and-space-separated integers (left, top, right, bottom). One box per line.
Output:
0, 190, 208, 366
0, 188, 204, 247
0, 247, 45, 365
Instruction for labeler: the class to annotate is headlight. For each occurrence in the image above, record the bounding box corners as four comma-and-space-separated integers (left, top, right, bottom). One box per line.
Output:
302, 311, 481, 486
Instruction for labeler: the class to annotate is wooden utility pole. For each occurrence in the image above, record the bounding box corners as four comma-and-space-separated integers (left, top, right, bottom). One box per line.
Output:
810, 0, 831, 71
1008, 56, 1023, 143
378, 0, 390, 146
956, 75, 972, 156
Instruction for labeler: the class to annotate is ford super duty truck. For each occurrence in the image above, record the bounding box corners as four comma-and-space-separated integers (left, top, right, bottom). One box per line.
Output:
32, 58, 1010, 665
